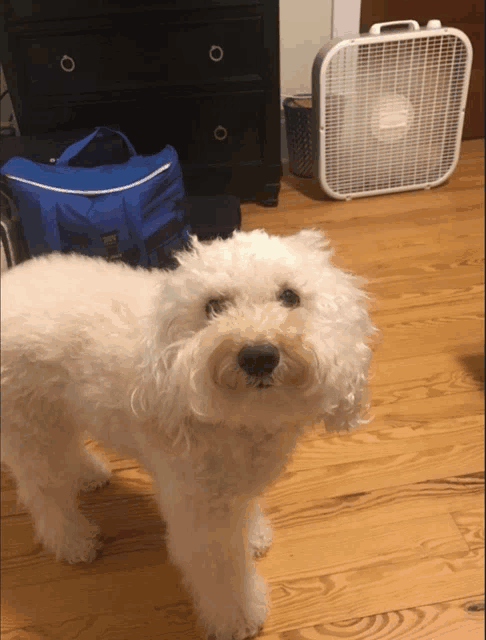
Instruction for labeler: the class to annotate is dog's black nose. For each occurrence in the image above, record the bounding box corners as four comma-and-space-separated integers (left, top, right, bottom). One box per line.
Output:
238, 344, 280, 378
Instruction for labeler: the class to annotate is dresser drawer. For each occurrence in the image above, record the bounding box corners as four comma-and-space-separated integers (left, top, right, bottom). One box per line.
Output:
167, 92, 264, 165
9, 0, 261, 22
22, 18, 263, 97
31, 91, 264, 164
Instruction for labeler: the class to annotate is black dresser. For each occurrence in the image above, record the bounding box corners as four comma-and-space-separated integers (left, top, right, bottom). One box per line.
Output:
1, 0, 281, 206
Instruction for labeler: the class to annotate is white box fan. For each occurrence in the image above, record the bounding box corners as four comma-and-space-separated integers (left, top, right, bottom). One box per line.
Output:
312, 19, 473, 200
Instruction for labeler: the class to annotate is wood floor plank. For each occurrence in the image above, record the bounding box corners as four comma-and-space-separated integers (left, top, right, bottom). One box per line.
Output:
266, 474, 484, 542
259, 596, 484, 640
371, 392, 483, 425
270, 437, 483, 501
373, 352, 481, 387
450, 507, 485, 551
263, 548, 484, 634
259, 512, 469, 581
371, 273, 484, 311
282, 415, 485, 464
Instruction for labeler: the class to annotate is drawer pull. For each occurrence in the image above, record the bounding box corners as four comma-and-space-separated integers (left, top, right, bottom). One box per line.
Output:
214, 126, 228, 141
60, 55, 75, 72
209, 45, 224, 62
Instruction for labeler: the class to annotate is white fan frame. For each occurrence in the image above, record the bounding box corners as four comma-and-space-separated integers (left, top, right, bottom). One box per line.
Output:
312, 19, 473, 200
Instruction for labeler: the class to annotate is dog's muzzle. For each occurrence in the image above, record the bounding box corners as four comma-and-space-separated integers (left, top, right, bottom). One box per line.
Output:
238, 344, 280, 382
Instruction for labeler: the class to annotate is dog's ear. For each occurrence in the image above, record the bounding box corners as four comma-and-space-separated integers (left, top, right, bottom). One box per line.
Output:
322, 361, 372, 433
130, 292, 194, 454
293, 228, 330, 253
317, 290, 376, 433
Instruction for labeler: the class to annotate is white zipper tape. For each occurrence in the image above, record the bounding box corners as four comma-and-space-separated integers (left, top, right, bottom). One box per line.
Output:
4, 162, 172, 196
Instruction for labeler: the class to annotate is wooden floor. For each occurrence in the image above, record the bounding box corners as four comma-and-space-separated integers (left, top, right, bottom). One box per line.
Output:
1, 139, 484, 639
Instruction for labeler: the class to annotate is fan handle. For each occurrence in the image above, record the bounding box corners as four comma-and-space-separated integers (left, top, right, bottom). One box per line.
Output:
369, 20, 420, 35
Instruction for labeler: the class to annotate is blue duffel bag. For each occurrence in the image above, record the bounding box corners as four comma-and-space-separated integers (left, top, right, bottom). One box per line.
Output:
0, 127, 191, 269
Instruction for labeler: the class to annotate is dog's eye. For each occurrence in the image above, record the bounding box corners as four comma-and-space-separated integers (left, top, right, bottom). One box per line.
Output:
278, 288, 300, 308
206, 298, 228, 317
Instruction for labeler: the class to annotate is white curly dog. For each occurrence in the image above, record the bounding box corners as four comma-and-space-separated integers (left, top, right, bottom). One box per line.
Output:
1, 229, 374, 639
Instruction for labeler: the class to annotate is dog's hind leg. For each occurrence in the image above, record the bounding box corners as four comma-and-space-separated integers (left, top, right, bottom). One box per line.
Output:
1, 370, 103, 563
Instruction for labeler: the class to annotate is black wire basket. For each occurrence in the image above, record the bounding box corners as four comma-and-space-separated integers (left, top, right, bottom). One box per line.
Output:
283, 96, 313, 178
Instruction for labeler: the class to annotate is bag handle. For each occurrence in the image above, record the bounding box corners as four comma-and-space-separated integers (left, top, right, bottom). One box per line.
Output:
56, 127, 137, 166
369, 20, 420, 35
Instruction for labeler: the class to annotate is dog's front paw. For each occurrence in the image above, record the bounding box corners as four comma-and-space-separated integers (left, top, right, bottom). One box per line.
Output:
79, 472, 111, 493
248, 515, 273, 558
61, 531, 103, 564
208, 623, 263, 640
57, 520, 103, 564
207, 619, 263, 640
246, 573, 268, 631
203, 574, 268, 640
38, 517, 103, 564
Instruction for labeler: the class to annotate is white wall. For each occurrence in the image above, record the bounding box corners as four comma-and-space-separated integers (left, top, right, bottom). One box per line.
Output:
280, 0, 362, 101
279, 0, 333, 101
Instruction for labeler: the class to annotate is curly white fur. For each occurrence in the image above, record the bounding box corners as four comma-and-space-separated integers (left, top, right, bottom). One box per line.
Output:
1, 228, 375, 639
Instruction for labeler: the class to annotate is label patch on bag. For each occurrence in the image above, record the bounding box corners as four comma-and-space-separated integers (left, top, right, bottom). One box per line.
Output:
101, 231, 122, 261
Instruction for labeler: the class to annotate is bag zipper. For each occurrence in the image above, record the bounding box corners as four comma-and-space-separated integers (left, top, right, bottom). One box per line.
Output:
4, 162, 172, 196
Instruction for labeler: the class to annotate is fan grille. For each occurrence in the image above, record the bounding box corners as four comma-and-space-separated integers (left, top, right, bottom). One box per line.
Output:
323, 34, 470, 197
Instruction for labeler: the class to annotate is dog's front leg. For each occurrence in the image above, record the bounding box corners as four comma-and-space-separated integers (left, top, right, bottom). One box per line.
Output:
162, 494, 268, 640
